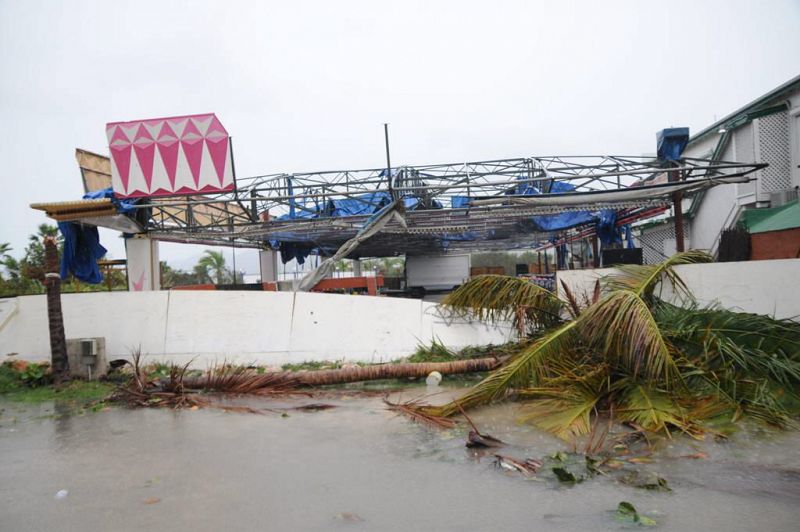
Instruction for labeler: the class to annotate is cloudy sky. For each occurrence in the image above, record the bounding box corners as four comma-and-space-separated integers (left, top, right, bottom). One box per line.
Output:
1, 0, 799, 273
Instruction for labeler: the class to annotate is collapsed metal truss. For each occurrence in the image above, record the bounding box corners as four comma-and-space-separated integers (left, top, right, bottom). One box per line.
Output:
133, 155, 763, 257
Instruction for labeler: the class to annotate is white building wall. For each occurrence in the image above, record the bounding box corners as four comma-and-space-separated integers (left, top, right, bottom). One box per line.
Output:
557, 259, 800, 320
0, 291, 512, 366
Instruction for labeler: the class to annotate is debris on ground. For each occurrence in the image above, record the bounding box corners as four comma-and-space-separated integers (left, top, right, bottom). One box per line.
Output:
383, 396, 457, 429
494, 454, 542, 476
615, 501, 657, 526
333, 512, 364, 523
457, 402, 504, 448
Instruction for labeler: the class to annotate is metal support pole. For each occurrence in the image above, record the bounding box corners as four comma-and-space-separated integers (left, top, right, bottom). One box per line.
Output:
671, 167, 685, 253
384, 123, 393, 200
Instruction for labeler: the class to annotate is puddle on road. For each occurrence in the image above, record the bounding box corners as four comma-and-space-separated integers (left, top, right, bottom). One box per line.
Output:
1, 387, 799, 531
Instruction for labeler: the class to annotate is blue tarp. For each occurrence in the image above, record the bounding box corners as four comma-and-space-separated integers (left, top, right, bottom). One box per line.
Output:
83, 187, 138, 215
57, 222, 107, 284
596, 210, 622, 246
269, 190, 443, 263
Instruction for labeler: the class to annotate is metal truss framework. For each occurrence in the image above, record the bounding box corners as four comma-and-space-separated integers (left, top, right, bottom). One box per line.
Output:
134, 155, 764, 258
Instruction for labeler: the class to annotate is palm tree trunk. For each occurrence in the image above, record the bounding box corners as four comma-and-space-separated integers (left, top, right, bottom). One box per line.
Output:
291, 357, 502, 386
44, 236, 69, 384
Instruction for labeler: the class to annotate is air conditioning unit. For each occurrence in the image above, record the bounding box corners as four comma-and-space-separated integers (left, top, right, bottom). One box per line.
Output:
81, 338, 98, 357
770, 189, 799, 207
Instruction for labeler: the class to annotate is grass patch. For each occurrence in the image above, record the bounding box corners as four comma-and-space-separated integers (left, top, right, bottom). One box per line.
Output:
281, 360, 365, 372
1, 380, 114, 404
409, 340, 526, 363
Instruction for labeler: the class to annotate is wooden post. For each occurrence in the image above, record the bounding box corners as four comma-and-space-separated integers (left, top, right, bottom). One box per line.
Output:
44, 236, 69, 384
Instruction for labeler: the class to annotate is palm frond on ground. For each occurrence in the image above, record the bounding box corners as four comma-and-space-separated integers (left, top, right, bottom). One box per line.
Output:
517, 370, 604, 440
414, 251, 800, 440
441, 274, 563, 330
582, 290, 680, 385
426, 320, 579, 417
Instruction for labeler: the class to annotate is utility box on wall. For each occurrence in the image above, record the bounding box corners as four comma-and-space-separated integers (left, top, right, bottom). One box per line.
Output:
66, 337, 108, 380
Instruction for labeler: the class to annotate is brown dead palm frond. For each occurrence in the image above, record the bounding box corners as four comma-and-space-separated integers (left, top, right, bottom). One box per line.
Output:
442, 274, 563, 329
559, 279, 582, 319
194, 363, 300, 395
383, 396, 458, 429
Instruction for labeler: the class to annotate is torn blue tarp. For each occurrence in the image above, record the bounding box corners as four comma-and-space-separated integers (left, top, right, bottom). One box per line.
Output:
326, 192, 392, 217
83, 187, 138, 215
451, 196, 473, 209
596, 210, 623, 246
518, 179, 598, 232
325, 192, 440, 216
57, 222, 107, 284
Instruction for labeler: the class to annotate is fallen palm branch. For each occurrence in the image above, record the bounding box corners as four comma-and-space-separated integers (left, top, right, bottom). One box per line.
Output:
406, 251, 800, 441
289, 357, 504, 386
383, 396, 458, 429
494, 454, 542, 476
457, 402, 505, 448
194, 363, 301, 395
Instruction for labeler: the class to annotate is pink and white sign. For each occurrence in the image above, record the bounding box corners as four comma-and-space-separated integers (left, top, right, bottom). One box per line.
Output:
106, 113, 234, 198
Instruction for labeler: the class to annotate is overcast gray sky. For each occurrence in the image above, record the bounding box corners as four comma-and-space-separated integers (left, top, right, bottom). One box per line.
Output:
2, 0, 799, 273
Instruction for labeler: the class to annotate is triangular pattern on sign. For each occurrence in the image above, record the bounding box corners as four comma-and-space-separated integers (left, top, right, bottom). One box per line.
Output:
180, 137, 204, 187
157, 140, 180, 190
150, 147, 170, 194
143, 120, 162, 140
197, 141, 219, 191
167, 118, 188, 136
109, 125, 131, 146
157, 121, 179, 143
192, 115, 213, 136
205, 115, 228, 139
172, 142, 196, 192
133, 123, 154, 143
121, 124, 139, 145
205, 137, 229, 185
181, 119, 203, 141
134, 142, 156, 190
126, 148, 149, 196
110, 144, 132, 193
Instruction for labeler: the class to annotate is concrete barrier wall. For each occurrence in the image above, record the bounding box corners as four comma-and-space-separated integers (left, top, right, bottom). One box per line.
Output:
556, 258, 800, 319
0, 291, 513, 366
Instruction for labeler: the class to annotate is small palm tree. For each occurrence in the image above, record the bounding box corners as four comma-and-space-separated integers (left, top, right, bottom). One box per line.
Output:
422, 251, 800, 440
197, 250, 230, 284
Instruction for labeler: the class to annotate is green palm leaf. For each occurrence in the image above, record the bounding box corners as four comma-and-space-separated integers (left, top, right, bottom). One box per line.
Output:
441, 274, 563, 329
656, 302, 800, 387
617, 383, 693, 437
426, 320, 579, 417
518, 381, 601, 440
602, 250, 712, 302
582, 290, 680, 385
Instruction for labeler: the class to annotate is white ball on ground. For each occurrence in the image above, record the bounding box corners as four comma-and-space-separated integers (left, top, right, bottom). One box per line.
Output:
426, 371, 443, 386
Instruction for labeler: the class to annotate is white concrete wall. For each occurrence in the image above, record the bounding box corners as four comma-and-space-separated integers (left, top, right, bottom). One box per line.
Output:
0, 291, 512, 366
557, 259, 800, 319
